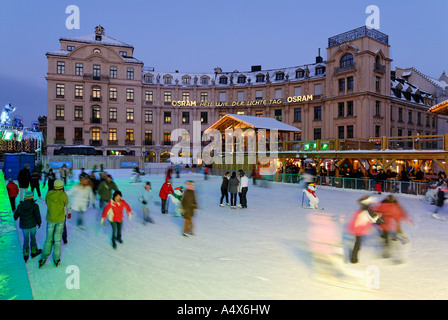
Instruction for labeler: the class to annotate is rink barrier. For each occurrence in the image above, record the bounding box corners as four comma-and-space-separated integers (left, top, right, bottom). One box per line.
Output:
0, 171, 34, 300
194, 167, 431, 196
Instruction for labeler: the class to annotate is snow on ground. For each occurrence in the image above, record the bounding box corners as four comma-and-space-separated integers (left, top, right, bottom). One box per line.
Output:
16, 171, 448, 300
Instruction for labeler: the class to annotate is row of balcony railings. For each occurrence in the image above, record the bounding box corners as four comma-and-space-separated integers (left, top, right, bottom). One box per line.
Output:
192, 167, 434, 197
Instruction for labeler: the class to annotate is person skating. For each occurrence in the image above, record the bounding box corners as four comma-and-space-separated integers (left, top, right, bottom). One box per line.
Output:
159, 177, 174, 214
97, 174, 120, 211
346, 195, 383, 264
138, 182, 154, 224
17, 164, 31, 202
79, 168, 89, 181
47, 169, 56, 191
6, 178, 19, 212
39, 179, 71, 268
228, 172, 239, 209
66, 177, 95, 229
30, 169, 42, 199
101, 191, 133, 249
14, 191, 42, 262
240, 171, 249, 208
433, 186, 446, 218
42, 164, 50, 188
219, 172, 230, 207
59, 164, 69, 187
181, 181, 198, 237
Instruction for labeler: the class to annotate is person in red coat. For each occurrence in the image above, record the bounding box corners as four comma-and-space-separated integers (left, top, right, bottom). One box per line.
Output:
159, 177, 174, 214
101, 191, 133, 249
7, 178, 19, 212
373, 195, 413, 258
346, 195, 383, 263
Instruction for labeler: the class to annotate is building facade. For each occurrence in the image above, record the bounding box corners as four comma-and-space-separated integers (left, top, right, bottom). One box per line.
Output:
46, 26, 437, 161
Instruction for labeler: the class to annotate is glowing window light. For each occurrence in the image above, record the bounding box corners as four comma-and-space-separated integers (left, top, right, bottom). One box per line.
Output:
3, 130, 14, 141
16, 131, 23, 142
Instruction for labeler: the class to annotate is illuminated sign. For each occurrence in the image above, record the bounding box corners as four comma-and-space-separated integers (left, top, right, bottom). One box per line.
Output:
2, 130, 14, 141
171, 95, 314, 107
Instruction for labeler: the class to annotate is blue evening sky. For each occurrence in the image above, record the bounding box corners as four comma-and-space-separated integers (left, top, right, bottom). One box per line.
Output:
0, 0, 447, 126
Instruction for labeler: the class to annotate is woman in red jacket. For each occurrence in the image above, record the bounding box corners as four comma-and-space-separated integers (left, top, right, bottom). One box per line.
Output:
101, 191, 133, 249
7, 178, 19, 211
159, 177, 174, 214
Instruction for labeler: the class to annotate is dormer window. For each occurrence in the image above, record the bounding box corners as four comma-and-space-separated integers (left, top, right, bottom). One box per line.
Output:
201, 76, 209, 85
275, 72, 285, 81
296, 69, 305, 78
164, 76, 172, 85
316, 66, 325, 75
95, 35, 102, 41
256, 74, 265, 83
219, 76, 228, 85
237, 75, 246, 84
119, 51, 127, 57
182, 76, 191, 85
145, 74, 153, 83
67, 46, 75, 51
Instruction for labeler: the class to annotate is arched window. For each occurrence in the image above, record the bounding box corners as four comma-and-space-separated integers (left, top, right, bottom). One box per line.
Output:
340, 54, 354, 68
296, 69, 305, 78
275, 72, 285, 81
219, 76, 228, 85
237, 75, 246, 84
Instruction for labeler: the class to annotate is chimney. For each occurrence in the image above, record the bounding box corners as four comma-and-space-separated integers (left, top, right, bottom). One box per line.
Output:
251, 65, 262, 72
316, 48, 323, 63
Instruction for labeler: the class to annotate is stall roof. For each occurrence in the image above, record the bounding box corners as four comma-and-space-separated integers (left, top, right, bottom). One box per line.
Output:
205, 114, 301, 133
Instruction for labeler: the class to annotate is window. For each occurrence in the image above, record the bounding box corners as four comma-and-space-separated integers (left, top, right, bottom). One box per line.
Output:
417, 112, 422, 125
294, 108, 302, 122
375, 125, 381, 138
340, 54, 354, 68
316, 66, 325, 75
182, 112, 190, 124
182, 77, 191, 85
145, 130, 153, 143
145, 91, 153, 102
93, 65, 101, 79
182, 92, 190, 102
109, 107, 117, 122
74, 106, 83, 120
75, 85, 83, 98
338, 126, 345, 139
164, 76, 172, 84
145, 110, 153, 123
110, 66, 117, 79
119, 51, 127, 57
275, 72, 284, 81
91, 128, 100, 141
314, 84, 322, 95
338, 102, 345, 117
219, 92, 226, 102
126, 108, 134, 122
347, 76, 354, 90
296, 69, 305, 78
75, 63, 83, 76
256, 111, 263, 117
56, 105, 65, 119
256, 74, 265, 83
57, 61, 65, 74
237, 75, 246, 84
375, 101, 380, 117
347, 101, 354, 116
274, 109, 282, 122
164, 131, 171, 144
408, 110, 413, 124
109, 128, 117, 141
200, 112, 208, 124
375, 77, 380, 91
164, 112, 172, 124
294, 132, 302, 141
56, 84, 65, 98
201, 77, 209, 85
200, 92, 208, 102
294, 86, 302, 96
126, 129, 134, 141
127, 68, 134, 80
426, 114, 430, 126
145, 75, 153, 83
347, 125, 354, 138
92, 107, 100, 121
56, 127, 65, 140
74, 127, 83, 141
314, 106, 322, 121
398, 108, 403, 122
219, 76, 228, 84
313, 128, 322, 140
255, 90, 263, 101
92, 87, 101, 100
275, 88, 282, 99
67, 46, 75, 51
126, 89, 134, 102
164, 92, 172, 102
109, 88, 117, 101
237, 91, 244, 101
398, 129, 403, 137
339, 79, 345, 92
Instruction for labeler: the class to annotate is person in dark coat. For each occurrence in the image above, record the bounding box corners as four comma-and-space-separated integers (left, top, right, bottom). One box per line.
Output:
18, 164, 31, 202
181, 181, 198, 237
400, 168, 410, 194
228, 172, 239, 209
30, 169, 42, 199
220, 172, 230, 207
47, 169, 56, 191
14, 191, 42, 262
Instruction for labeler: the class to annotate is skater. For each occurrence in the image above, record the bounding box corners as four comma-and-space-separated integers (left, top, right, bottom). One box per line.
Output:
14, 191, 42, 262
228, 172, 239, 209
79, 168, 89, 181
101, 191, 133, 249
39, 179, 71, 268
6, 178, 19, 212
181, 180, 198, 237
131, 166, 142, 183
18, 164, 31, 202
59, 164, 69, 186
159, 177, 174, 214
30, 169, 42, 199
97, 174, 120, 210
346, 195, 383, 264
433, 186, 447, 218
373, 195, 413, 258
66, 177, 95, 229
42, 164, 50, 188
303, 183, 320, 209
240, 171, 249, 208
220, 172, 230, 207
47, 169, 56, 191
237, 170, 243, 208
138, 182, 154, 224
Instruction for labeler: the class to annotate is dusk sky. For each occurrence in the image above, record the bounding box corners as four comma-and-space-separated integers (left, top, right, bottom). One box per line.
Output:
0, 0, 447, 127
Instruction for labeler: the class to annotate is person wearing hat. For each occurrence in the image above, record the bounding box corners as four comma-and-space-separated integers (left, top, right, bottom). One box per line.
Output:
14, 190, 42, 262
17, 164, 31, 202
6, 178, 19, 212
138, 181, 154, 224
39, 179, 70, 268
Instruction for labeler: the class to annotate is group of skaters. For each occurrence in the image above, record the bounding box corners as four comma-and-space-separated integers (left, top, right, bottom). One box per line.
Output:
219, 170, 249, 209
9, 164, 199, 268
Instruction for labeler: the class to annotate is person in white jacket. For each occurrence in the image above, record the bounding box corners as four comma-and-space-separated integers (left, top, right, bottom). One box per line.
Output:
138, 182, 154, 224
66, 177, 95, 229
240, 171, 249, 208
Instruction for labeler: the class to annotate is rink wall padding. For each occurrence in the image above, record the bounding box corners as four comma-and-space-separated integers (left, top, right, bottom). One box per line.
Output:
0, 171, 33, 300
